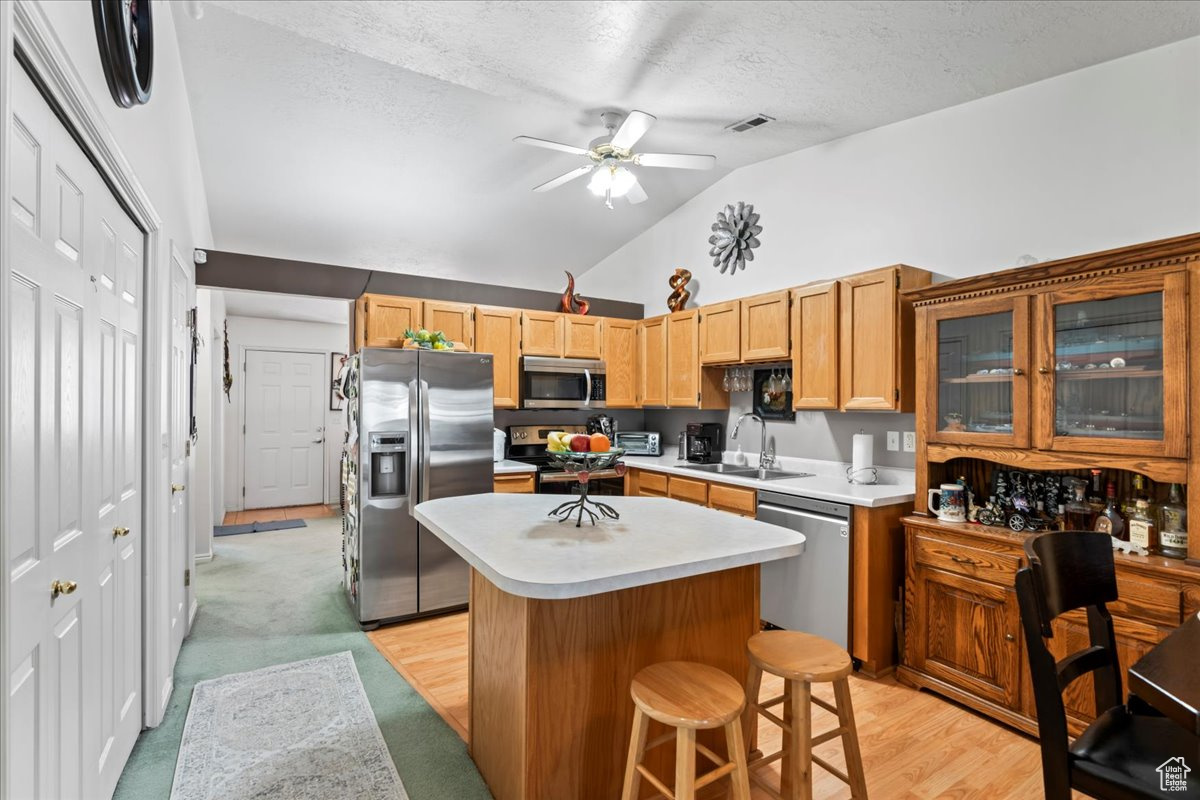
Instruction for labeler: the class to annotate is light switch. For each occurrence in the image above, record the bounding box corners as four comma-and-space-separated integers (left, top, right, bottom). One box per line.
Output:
886, 431, 900, 451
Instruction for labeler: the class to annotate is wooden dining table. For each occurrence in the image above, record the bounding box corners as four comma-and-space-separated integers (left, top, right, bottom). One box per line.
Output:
1128, 610, 1200, 736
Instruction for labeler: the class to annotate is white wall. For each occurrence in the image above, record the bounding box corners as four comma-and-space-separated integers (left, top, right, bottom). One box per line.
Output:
193, 288, 225, 560
583, 37, 1200, 308
222, 315, 349, 511
582, 37, 1200, 468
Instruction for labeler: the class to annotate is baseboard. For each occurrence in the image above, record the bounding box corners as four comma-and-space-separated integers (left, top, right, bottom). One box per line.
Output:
189, 598, 199, 627
158, 676, 174, 719
195, 551, 213, 563
896, 665, 1038, 737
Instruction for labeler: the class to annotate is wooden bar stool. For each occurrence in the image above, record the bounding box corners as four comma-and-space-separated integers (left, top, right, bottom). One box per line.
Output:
743, 631, 868, 800
621, 661, 752, 800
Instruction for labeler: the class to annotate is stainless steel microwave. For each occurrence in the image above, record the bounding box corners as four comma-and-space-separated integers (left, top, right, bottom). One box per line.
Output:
520, 356, 606, 409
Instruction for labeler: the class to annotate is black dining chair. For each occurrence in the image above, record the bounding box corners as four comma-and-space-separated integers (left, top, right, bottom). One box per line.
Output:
1016, 530, 1199, 800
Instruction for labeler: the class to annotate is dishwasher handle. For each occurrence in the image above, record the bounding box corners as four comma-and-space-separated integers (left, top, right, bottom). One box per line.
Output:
757, 501, 850, 534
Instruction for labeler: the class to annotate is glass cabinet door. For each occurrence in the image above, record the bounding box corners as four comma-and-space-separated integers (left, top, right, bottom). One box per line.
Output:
925, 297, 1029, 447
1041, 273, 1185, 457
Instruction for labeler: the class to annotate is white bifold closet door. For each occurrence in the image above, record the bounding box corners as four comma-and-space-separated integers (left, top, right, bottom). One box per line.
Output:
6, 62, 143, 799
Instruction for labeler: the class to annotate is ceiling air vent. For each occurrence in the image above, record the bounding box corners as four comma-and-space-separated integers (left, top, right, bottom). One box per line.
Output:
725, 114, 775, 133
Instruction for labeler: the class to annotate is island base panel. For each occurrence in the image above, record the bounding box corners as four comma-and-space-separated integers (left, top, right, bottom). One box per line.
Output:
469, 565, 760, 800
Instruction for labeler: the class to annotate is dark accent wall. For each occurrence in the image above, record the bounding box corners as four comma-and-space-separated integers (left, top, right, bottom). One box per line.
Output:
196, 250, 644, 319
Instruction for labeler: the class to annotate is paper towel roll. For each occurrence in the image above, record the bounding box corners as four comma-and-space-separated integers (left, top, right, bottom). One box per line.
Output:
850, 433, 875, 484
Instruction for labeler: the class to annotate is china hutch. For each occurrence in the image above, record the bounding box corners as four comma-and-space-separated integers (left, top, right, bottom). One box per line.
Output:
899, 232, 1200, 736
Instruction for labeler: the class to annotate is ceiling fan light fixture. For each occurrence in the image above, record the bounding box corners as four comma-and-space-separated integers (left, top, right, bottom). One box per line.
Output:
587, 164, 636, 199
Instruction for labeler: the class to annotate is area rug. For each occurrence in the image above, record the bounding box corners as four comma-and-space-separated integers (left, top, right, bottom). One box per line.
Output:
170, 651, 409, 800
213, 519, 307, 537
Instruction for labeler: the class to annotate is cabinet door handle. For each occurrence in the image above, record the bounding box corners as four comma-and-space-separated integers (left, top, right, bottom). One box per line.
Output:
1011, 368, 1025, 376
1038, 366, 1051, 375
1005, 633, 1015, 642
949, 554, 978, 566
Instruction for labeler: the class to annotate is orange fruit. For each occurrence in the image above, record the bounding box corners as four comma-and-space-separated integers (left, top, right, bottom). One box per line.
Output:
589, 433, 610, 453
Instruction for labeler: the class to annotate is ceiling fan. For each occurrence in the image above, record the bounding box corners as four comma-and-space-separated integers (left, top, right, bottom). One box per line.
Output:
515, 110, 716, 209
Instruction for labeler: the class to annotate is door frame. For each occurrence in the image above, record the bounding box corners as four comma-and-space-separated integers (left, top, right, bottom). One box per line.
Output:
237, 346, 329, 511
4, 1, 176, 756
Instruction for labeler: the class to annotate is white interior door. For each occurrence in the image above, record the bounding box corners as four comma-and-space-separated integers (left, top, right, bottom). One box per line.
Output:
167, 250, 191, 666
6, 62, 143, 800
243, 350, 326, 509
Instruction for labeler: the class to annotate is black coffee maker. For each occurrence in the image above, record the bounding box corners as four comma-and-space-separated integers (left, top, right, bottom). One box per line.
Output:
685, 422, 723, 464
586, 414, 616, 439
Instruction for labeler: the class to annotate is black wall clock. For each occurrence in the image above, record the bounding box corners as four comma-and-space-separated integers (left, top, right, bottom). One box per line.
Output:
92, 0, 154, 108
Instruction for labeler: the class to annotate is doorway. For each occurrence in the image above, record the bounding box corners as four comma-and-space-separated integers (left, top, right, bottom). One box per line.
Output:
242, 349, 328, 509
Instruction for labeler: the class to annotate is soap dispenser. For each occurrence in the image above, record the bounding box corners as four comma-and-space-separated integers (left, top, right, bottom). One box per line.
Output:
733, 444, 747, 466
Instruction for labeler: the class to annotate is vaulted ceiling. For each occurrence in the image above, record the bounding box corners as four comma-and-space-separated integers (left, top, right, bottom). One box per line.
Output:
175, 1, 1200, 293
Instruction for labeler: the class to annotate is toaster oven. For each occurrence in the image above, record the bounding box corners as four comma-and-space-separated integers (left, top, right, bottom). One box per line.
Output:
613, 431, 661, 456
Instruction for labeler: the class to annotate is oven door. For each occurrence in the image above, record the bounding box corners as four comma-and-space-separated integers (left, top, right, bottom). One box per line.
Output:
521, 356, 606, 409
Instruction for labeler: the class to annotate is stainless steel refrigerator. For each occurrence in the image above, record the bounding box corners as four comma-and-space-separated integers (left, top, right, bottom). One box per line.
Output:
342, 348, 494, 627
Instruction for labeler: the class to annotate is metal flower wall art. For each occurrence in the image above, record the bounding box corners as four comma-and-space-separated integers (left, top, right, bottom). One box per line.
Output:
708, 201, 762, 274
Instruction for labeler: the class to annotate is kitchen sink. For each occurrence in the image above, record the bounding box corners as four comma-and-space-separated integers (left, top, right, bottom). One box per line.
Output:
681, 463, 758, 475
681, 463, 814, 481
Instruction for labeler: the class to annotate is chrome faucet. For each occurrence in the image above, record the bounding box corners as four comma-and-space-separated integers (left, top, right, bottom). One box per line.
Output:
732, 412, 775, 470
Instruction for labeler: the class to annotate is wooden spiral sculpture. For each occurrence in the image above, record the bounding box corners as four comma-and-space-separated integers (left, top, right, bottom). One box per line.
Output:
667, 268, 692, 312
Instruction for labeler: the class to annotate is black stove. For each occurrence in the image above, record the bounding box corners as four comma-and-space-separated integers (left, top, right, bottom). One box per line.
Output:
507, 424, 625, 497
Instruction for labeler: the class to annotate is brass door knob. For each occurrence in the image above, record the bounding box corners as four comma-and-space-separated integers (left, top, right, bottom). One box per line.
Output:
113, 526, 131, 538
1005, 633, 1016, 642
1038, 366, 1051, 375
1011, 368, 1025, 376
171, 483, 186, 494
51, 580, 78, 599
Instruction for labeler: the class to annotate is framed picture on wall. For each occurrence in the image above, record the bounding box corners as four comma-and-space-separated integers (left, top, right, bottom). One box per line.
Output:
330, 352, 348, 410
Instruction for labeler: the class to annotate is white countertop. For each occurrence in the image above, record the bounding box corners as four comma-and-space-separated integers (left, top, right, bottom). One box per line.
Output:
621, 451, 916, 508
493, 459, 537, 475
414, 494, 805, 600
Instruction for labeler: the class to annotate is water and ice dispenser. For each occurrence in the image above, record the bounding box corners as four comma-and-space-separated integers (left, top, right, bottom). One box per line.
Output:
368, 432, 408, 498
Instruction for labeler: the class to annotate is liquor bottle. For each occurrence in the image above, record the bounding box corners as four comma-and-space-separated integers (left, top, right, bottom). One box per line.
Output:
1159, 484, 1188, 559
1122, 474, 1153, 519
1087, 469, 1105, 515
1128, 500, 1159, 553
1063, 478, 1095, 531
1093, 482, 1127, 541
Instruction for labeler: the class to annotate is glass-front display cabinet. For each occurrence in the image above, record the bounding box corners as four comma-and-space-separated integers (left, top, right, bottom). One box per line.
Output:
924, 296, 1031, 448
1037, 272, 1186, 457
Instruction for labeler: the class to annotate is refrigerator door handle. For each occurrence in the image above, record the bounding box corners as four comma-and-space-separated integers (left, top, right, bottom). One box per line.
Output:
420, 379, 432, 505
584, 368, 592, 406
408, 379, 419, 516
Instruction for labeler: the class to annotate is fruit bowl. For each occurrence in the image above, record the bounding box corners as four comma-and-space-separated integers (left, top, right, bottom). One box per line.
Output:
542, 447, 626, 527
545, 447, 626, 471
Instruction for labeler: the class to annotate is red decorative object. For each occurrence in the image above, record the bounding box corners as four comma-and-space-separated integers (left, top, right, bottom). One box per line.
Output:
560, 271, 591, 315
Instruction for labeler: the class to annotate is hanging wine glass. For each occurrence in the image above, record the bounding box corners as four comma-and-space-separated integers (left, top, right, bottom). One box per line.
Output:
781, 368, 792, 393
722, 369, 731, 391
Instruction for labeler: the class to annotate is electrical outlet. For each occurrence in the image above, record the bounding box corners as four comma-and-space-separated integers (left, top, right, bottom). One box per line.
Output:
902, 431, 917, 452
886, 431, 900, 451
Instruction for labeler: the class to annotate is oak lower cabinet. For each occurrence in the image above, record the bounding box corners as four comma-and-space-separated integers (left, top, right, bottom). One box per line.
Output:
423, 300, 474, 349
900, 515, 1200, 736
475, 305, 522, 408
493, 472, 535, 493
356, 293, 422, 349
602, 318, 638, 407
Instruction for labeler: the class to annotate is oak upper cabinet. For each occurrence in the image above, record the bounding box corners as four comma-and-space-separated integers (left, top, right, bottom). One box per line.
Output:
791, 281, 840, 410
839, 266, 931, 411
521, 310, 564, 356
474, 305, 522, 408
423, 300, 474, 349
740, 290, 790, 362
602, 318, 639, 408
667, 309, 702, 406
699, 300, 741, 364
355, 293, 422, 349
921, 295, 1032, 449
1034, 270, 1187, 458
639, 315, 668, 407
563, 314, 603, 359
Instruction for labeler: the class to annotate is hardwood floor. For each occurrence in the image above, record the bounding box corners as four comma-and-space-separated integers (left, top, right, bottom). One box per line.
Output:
369, 613, 1075, 799
221, 504, 339, 525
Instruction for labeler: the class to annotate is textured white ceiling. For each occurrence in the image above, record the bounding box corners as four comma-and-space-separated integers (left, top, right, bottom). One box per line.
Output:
175, 1, 1200, 292
222, 290, 350, 325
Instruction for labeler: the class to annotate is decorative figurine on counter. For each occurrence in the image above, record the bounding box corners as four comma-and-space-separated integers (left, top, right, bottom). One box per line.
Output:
560, 271, 591, 315
667, 268, 692, 312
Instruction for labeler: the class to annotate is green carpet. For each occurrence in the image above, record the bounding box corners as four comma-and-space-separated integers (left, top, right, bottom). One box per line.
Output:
113, 516, 493, 800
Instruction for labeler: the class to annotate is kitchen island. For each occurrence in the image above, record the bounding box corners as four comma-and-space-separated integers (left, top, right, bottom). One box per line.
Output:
414, 493, 806, 800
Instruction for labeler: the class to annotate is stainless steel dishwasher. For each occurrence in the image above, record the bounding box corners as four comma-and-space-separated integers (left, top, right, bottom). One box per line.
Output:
756, 491, 851, 649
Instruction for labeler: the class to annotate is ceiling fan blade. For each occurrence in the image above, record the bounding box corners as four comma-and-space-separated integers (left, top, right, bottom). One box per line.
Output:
513, 136, 590, 156
532, 165, 594, 192
610, 110, 656, 151
625, 180, 648, 205
634, 153, 716, 170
